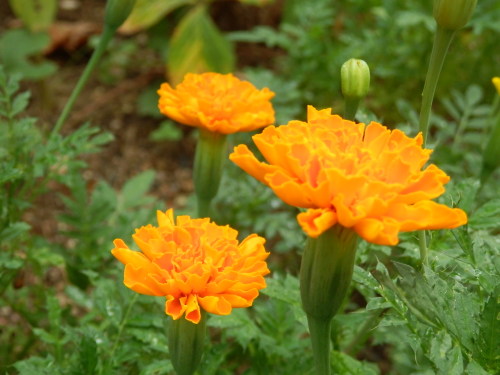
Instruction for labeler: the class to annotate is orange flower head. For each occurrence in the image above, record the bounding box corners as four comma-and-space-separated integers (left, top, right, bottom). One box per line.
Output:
230, 106, 467, 246
157, 72, 275, 134
112, 209, 270, 324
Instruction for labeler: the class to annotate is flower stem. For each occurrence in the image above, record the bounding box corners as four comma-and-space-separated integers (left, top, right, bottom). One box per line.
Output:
50, 26, 115, 138
344, 98, 360, 121
418, 231, 428, 267
193, 129, 227, 217
417, 25, 455, 267
419, 26, 455, 146
307, 315, 332, 375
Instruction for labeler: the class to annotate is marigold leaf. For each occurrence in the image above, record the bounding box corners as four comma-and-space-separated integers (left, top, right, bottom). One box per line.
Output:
429, 331, 463, 375
120, 170, 156, 209
474, 288, 500, 372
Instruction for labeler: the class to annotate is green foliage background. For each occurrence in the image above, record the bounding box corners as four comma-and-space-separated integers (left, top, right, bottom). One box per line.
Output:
1, 0, 499, 374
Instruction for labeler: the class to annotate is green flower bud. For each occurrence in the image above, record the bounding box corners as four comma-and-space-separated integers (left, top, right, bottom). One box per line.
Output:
104, 0, 137, 31
433, 0, 477, 31
341, 58, 370, 100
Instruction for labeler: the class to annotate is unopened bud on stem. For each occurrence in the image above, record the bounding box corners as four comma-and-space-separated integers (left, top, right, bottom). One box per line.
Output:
433, 0, 477, 31
341, 58, 370, 100
104, 0, 137, 31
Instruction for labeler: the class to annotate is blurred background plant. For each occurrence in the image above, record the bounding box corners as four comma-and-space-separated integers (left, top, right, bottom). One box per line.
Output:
0, 0, 499, 374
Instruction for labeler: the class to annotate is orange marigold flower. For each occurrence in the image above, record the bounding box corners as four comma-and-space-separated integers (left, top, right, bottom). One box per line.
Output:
230, 106, 467, 246
157, 72, 275, 134
112, 209, 270, 324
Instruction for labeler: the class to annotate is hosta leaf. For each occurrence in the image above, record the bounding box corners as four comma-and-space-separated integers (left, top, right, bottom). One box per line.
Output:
8, 0, 57, 32
167, 4, 235, 85
120, 0, 194, 34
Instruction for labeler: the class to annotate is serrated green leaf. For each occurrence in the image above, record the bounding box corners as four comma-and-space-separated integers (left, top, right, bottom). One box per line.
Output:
208, 308, 261, 349
150, 120, 183, 142
474, 288, 500, 372
167, 4, 235, 85
469, 199, 500, 230
76, 335, 98, 375
137, 83, 164, 118
261, 273, 307, 327
331, 350, 379, 375
392, 263, 480, 353
33, 328, 59, 345
13, 355, 61, 375
11, 91, 30, 117
139, 360, 173, 375
429, 331, 463, 375
466, 360, 491, 375
120, 170, 156, 209
121, 0, 195, 34
0, 29, 57, 80
0, 221, 31, 243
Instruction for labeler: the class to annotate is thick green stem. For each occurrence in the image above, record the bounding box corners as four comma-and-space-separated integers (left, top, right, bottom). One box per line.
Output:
418, 231, 428, 267
417, 26, 455, 267
193, 129, 227, 217
168, 313, 207, 375
344, 98, 360, 121
300, 226, 358, 375
307, 316, 332, 375
50, 26, 115, 138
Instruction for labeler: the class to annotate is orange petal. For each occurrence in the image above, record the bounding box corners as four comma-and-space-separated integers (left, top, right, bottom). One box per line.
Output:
229, 144, 279, 184
198, 295, 232, 316
297, 208, 337, 238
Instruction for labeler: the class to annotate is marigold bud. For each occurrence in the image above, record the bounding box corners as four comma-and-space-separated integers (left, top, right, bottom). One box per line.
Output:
433, 0, 477, 31
104, 0, 137, 31
341, 58, 370, 100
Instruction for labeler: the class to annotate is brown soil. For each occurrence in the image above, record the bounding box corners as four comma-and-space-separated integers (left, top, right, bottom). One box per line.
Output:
0, 0, 283, 239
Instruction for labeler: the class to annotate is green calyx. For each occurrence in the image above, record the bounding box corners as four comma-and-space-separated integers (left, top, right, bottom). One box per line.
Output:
300, 226, 359, 375
104, 0, 137, 31
433, 0, 477, 31
193, 129, 228, 217
300, 225, 359, 321
168, 313, 207, 375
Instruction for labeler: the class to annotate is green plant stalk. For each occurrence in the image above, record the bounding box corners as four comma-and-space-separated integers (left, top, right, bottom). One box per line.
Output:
419, 26, 455, 146
300, 226, 358, 375
193, 129, 227, 217
344, 97, 360, 121
50, 26, 115, 138
104, 293, 138, 373
168, 313, 207, 375
307, 316, 332, 375
417, 25, 455, 267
